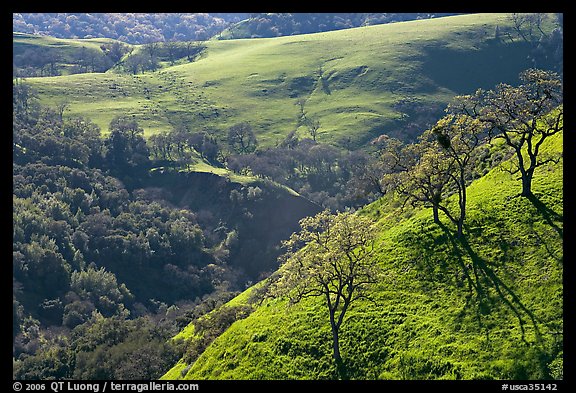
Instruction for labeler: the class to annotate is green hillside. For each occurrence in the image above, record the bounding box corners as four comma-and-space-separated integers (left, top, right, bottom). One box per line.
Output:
163, 130, 563, 380
22, 13, 558, 148
13, 32, 119, 53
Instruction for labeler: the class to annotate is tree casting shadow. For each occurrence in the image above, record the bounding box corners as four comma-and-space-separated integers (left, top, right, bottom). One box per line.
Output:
438, 222, 542, 343
527, 193, 563, 240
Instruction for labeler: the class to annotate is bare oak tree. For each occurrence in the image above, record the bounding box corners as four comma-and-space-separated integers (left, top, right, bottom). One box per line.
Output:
274, 210, 379, 373
227, 122, 258, 154
452, 69, 563, 198
426, 114, 489, 237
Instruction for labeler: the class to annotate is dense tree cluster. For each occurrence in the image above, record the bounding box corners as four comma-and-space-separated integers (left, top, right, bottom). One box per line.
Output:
13, 13, 248, 44
121, 41, 206, 75
226, 136, 384, 211
13, 13, 463, 44
149, 128, 219, 167
224, 13, 461, 39
14, 314, 182, 379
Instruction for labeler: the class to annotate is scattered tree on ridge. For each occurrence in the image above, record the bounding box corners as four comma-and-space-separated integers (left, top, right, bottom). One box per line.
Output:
305, 117, 321, 142
425, 113, 489, 237
452, 68, 563, 198
227, 122, 258, 154
13, 78, 39, 122
393, 139, 454, 226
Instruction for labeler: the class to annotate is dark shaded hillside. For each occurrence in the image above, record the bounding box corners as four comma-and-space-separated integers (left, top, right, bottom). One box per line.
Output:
145, 170, 322, 278
421, 41, 535, 94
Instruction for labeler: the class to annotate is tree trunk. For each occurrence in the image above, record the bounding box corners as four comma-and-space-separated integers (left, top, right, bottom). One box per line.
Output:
457, 219, 464, 238
521, 170, 534, 197
516, 149, 534, 198
331, 319, 348, 379
432, 205, 440, 224
457, 171, 466, 238
329, 312, 342, 364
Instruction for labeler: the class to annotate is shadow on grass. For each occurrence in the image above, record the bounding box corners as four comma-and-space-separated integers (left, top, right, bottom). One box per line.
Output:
336, 359, 349, 380
527, 193, 563, 240
437, 222, 542, 344
320, 77, 331, 95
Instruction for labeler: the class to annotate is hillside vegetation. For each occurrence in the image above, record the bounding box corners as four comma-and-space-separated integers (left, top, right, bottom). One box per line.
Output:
13, 32, 133, 77
12, 13, 460, 44
23, 13, 560, 149
164, 130, 563, 380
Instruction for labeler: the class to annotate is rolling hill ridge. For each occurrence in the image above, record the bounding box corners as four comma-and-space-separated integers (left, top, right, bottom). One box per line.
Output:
20, 13, 560, 150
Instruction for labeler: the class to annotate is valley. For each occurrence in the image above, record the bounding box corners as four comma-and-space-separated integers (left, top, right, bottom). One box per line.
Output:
12, 12, 563, 382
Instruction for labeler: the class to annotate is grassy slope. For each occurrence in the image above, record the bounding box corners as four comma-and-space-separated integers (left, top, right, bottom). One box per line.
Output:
163, 131, 563, 380
23, 13, 549, 146
13, 32, 120, 53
